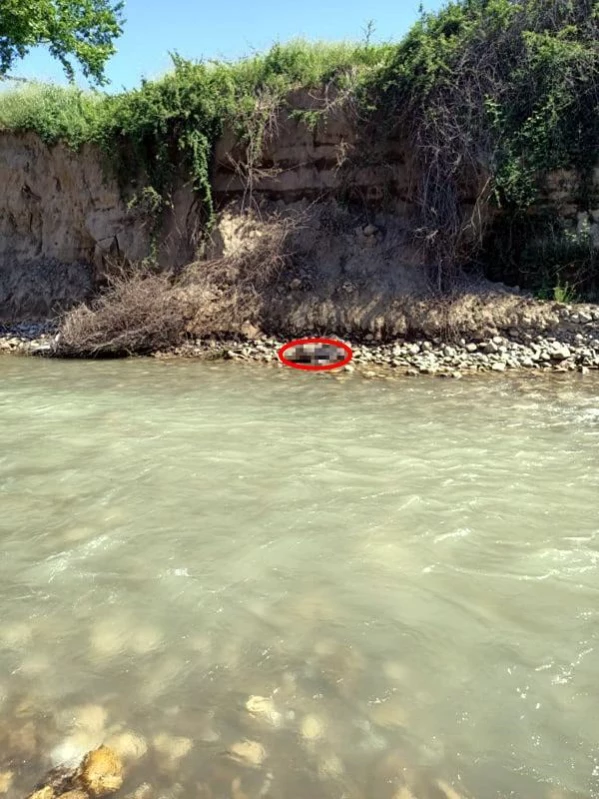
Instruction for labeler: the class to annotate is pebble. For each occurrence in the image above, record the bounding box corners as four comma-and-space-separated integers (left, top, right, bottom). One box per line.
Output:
3, 306, 599, 380
392, 788, 417, 799
227, 739, 267, 767
77, 745, 124, 797
152, 733, 193, 761
0, 772, 13, 794
105, 731, 148, 762
301, 714, 326, 740
245, 695, 282, 727
368, 697, 408, 729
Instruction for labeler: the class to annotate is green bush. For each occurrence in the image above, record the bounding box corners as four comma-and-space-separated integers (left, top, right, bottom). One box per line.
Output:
358, 0, 599, 288
2, 4, 599, 294
0, 39, 390, 236
480, 211, 599, 301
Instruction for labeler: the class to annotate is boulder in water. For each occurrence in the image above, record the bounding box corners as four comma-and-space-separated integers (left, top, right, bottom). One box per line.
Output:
227, 740, 266, 768
75, 745, 123, 797
0, 771, 13, 794
27, 789, 54, 799
104, 731, 148, 763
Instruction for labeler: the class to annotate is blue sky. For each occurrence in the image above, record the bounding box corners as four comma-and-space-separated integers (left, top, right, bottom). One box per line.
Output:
7, 0, 448, 92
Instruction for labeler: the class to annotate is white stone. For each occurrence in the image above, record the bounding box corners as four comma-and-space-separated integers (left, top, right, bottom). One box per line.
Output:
245, 696, 282, 727
301, 715, 326, 740
228, 739, 266, 767
0, 772, 13, 794
152, 733, 192, 760
105, 731, 148, 762
318, 754, 344, 778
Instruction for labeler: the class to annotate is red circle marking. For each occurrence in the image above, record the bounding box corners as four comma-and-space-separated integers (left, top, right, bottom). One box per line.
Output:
277, 337, 353, 371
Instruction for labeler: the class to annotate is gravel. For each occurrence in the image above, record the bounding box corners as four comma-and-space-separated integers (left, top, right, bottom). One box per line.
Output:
2, 304, 599, 378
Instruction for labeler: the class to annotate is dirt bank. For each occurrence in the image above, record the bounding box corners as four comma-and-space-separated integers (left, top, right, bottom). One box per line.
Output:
2, 297, 599, 379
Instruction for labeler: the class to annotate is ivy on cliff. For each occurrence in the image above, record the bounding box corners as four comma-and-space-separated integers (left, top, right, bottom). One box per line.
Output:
1, 2, 599, 292
358, 0, 599, 289
0, 40, 389, 239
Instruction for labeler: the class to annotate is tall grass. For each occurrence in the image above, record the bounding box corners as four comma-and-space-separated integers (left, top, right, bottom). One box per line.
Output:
0, 81, 106, 145
0, 39, 391, 147
0, 39, 392, 232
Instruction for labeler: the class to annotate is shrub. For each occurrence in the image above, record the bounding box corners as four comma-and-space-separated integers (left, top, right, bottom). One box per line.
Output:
358, 0, 599, 288
55, 211, 296, 355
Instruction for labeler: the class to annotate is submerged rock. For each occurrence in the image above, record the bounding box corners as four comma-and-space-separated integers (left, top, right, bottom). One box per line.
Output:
300, 714, 326, 740
245, 695, 282, 727
152, 733, 193, 760
28, 765, 75, 798
105, 731, 148, 762
0, 621, 32, 650
70, 704, 108, 734
76, 745, 124, 797
392, 787, 417, 799
367, 697, 408, 729
0, 771, 13, 794
129, 625, 163, 655
231, 777, 250, 799
27, 789, 55, 799
227, 739, 267, 768
9, 721, 37, 757
124, 784, 153, 799
435, 779, 466, 799
317, 753, 344, 778
51, 731, 104, 769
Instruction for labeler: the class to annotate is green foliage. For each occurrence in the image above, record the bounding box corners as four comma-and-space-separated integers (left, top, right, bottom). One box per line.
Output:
0, 40, 390, 237
551, 282, 578, 304
0, 0, 124, 85
0, 81, 105, 144
358, 0, 599, 287
2, 4, 599, 294
481, 211, 599, 300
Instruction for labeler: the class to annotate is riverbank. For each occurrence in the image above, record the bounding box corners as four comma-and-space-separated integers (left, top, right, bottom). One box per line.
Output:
2, 300, 599, 378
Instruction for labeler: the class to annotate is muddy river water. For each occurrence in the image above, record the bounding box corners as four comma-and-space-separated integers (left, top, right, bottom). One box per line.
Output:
1, 357, 598, 799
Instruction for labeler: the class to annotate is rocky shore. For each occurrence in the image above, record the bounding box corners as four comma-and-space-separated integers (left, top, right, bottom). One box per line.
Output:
2, 302, 599, 378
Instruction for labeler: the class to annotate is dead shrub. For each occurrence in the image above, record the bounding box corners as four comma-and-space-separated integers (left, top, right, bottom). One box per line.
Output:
56, 211, 297, 356
179, 210, 296, 336
56, 267, 187, 356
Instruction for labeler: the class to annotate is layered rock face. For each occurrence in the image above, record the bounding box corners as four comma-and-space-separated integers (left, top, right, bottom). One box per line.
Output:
1, 93, 598, 322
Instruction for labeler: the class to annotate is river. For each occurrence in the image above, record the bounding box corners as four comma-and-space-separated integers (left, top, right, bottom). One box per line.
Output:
1, 357, 598, 799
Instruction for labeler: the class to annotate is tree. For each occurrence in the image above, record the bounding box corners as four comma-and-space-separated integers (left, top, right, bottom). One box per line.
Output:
0, 0, 124, 85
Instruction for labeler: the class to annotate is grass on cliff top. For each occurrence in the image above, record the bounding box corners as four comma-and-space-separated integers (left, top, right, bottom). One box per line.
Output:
0, 39, 391, 147
0, 38, 392, 225
2, 1, 599, 297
